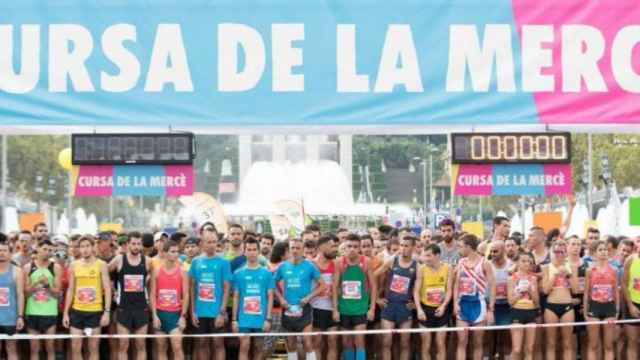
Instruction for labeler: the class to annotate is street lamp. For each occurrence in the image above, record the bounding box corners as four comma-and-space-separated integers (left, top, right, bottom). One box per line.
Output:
600, 154, 611, 186
412, 156, 426, 213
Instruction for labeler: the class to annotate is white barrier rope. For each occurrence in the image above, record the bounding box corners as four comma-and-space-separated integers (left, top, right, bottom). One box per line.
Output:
1, 318, 639, 340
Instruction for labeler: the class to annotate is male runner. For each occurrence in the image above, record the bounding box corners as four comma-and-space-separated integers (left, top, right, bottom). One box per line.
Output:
437, 219, 459, 267
63, 235, 112, 360
453, 234, 496, 360
231, 237, 274, 360
488, 240, 511, 359
333, 234, 377, 360
225, 224, 245, 266
24, 239, 62, 360
360, 234, 383, 354
189, 228, 231, 360
260, 233, 275, 261
505, 236, 520, 261
305, 224, 322, 240
374, 235, 418, 360
414, 244, 453, 360
311, 236, 339, 360
12, 231, 32, 267
274, 237, 325, 360
336, 228, 349, 246
478, 216, 510, 258
0, 239, 25, 360
420, 229, 432, 246
33, 223, 48, 243
108, 231, 152, 360
304, 239, 318, 260
150, 240, 189, 360
583, 228, 601, 265
181, 237, 200, 272
151, 232, 168, 270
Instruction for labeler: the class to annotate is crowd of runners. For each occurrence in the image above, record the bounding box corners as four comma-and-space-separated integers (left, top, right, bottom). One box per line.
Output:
0, 201, 639, 360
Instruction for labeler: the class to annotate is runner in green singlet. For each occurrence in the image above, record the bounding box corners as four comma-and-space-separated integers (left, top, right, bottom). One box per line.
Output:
24, 239, 62, 360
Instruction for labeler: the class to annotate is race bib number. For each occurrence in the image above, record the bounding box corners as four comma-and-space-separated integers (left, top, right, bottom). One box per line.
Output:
390, 274, 410, 295
76, 286, 97, 304
243, 296, 262, 315
320, 273, 333, 297
591, 284, 614, 302
158, 289, 179, 308
285, 304, 303, 317
633, 278, 640, 291
496, 282, 508, 299
33, 287, 49, 302
459, 277, 475, 296
342, 281, 362, 300
123, 274, 144, 292
515, 279, 531, 299
0, 288, 9, 307
426, 287, 445, 305
553, 274, 569, 288
198, 283, 215, 302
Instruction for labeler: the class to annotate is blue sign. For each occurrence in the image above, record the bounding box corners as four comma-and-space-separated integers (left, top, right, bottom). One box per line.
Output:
1, 0, 638, 129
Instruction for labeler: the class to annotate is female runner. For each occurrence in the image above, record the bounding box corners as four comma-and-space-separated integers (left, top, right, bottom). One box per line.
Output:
567, 235, 587, 359
507, 251, 539, 360
583, 240, 618, 360
541, 239, 577, 360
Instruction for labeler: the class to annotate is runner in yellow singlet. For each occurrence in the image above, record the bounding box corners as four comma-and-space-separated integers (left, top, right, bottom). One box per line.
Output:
62, 235, 112, 360
622, 245, 640, 360
414, 244, 453, 360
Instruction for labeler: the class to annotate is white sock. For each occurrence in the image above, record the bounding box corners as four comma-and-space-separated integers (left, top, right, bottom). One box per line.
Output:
287, 352, 298, 360
306, 352, 317, 360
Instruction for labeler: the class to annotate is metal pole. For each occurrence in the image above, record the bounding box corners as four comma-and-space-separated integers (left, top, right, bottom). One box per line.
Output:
109, 197, 114, 222
67, 135, 73, 229
520, 197, 526, 235
428, 153, 433, 212
1, 135, 7, 232
587, 133, 593, 219
422, 160, 427, 213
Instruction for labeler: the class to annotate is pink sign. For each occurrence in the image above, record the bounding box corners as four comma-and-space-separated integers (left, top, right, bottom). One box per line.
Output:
452, 164, 572, 196
72, 165, 193, 197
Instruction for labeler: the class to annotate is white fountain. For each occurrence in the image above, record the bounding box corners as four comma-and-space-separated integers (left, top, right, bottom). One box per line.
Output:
86, 214, 98, 235
225, 160, 385, 216
57, 213, 70, 235
566, 202, 590, 238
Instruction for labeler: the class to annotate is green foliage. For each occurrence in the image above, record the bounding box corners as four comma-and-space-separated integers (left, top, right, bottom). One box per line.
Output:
6, 135, 69, 206
352, 135, 447, 203
571, 134, 640, 192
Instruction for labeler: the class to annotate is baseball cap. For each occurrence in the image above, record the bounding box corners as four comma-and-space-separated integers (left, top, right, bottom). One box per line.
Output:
52, 234, 69, 246
117, 234, 128, 246
98, 232, 111, 241
154, 232, 169, 242
185, 237, 200, 246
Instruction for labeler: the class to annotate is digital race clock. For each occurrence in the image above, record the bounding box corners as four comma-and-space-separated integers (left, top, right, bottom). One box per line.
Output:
72, 133, 195, 165
451, 133, 571, 164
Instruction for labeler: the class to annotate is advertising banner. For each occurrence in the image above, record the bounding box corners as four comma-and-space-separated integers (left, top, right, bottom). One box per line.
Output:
178, 192, 229, 234
533, 212, 563, 234
630, 198, 640, 226
72, 165, 193, 197
462, 222, 485, 238
451, 164, 572, 196
1, 1, 640, 130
